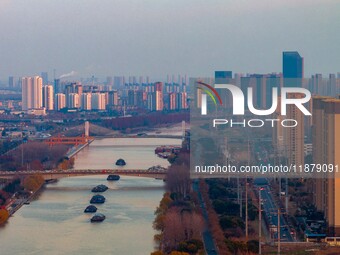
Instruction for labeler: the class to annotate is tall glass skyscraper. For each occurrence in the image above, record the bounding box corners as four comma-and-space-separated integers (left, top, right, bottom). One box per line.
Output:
283, 51, 304, 87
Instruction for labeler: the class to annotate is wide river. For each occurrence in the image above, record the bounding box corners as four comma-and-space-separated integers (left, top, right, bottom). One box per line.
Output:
0, 138, 181, 255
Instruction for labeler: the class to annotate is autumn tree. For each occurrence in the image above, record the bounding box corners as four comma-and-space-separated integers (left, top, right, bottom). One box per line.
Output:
162, 208, 203, 253
150, 251, 163, 255
0, 207, 9, 225
22, 175, 44, 192
169, 252, 190, 255
165, 164, 191, 199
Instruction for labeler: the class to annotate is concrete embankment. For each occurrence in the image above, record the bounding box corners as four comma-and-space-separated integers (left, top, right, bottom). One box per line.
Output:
65, 140, 94, 159
7, 185, 44, 217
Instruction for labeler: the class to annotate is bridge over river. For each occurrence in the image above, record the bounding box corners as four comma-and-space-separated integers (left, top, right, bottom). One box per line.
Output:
0, 169, 167, 180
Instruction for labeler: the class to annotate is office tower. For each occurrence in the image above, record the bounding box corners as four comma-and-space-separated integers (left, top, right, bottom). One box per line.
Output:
234, 73, 243, 88
67, 93, 80, 108
135, 90, 144, 108
214, 71, 233, 109
283, 51, 304, 79
328, 74, 336, 96
127, 90, 135, 106
54, 79, 60, 94
21, 76, 43, 110
283, 51, 304, 87
41, 72, 48, 85
155, 82, 163, 111
312, 97, 340, 236
215, 71, 232, 84
128, 76, 137, 85
309, 74, 322, 95
8, 76, 14, 88
55, 93, 66, 111
91, 93, 106, 110
114, 76, 125, 89
266, 74, 282, 109
284, 93, 305, 167
42, 85, 54, 110
106, 76, 113, 86
81, 93, 92, 110
240, 76, 256, 110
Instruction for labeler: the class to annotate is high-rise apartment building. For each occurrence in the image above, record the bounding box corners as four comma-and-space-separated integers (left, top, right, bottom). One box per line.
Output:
284, 93, 305, 167
169, 93, 177, 110
91, 93, 106, 110
55, 93, 66, 111
272, 96, 285, 155
312, 97, 340, 236
155, 82, 164, 111
21, 76, 43, 110
107, 91, 118, 106
67, 93, 80, 108
42, 85, 54, 110
81, 93, 92, 110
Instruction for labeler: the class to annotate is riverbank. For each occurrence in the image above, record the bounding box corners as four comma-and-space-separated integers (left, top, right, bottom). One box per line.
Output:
1, 175, 45, 225
6, 184, 44, 217
0, 176, 164, 254
65, 140, 94, 159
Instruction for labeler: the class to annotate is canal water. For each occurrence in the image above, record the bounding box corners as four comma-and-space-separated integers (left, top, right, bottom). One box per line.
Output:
0, 138, 181, 255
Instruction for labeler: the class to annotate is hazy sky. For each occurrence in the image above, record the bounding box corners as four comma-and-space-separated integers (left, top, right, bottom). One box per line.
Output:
0, 0, 339, 80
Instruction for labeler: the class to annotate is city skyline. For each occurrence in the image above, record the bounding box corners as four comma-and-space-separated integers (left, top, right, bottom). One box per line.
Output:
1, 0, 340, 80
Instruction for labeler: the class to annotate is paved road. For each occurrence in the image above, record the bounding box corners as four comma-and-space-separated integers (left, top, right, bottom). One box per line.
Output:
254, 142, 294, 242
193, 180, 218, 255
256, 182, 294, 242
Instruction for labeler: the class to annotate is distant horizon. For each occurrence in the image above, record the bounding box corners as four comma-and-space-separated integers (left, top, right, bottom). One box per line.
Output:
1, 68, 340, 86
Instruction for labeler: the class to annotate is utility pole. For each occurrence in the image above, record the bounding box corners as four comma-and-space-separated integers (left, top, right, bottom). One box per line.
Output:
21, 138, 24, 166
21, 123, 24, 166
246, 139, 250, 238
245, 181, 248, 239
259, 187, 263, 255
240, 185, 243, 218
238, 177, 241, 217
285, 177, 289, 215
278, 208, 281, 255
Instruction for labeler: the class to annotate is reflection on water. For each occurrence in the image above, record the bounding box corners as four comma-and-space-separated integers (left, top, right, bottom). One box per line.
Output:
0, 138, 180, 255
74, 138, 181, 170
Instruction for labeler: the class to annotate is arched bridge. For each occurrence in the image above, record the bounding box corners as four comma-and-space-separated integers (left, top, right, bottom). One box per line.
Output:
0, 169, 167, 180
